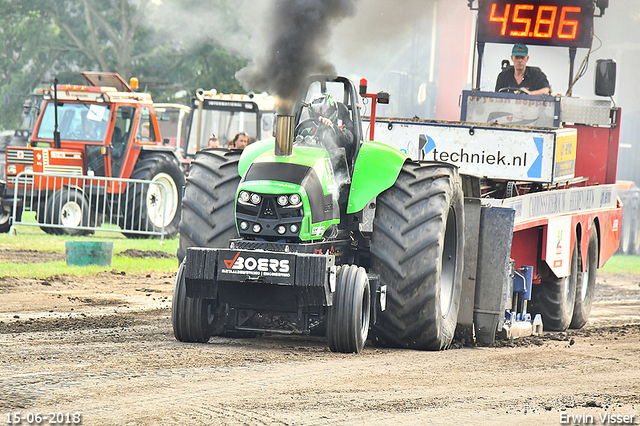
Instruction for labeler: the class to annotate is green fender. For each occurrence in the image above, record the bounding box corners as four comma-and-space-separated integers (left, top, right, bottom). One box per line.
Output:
347, 141, 408, 214
238, 137, 275, 177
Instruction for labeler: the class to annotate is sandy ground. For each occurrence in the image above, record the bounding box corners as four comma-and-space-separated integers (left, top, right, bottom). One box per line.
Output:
0, 249, 639, 426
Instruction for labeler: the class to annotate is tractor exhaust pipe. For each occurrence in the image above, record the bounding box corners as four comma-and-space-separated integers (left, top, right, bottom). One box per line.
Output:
275, 115, 294, 157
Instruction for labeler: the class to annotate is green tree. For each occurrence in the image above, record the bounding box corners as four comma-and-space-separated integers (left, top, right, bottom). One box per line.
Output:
0, 0, 251, 130
0, 2, 61, 130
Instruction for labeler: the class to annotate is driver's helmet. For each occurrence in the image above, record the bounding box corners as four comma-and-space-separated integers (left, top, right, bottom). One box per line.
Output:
308, 93, 338, 123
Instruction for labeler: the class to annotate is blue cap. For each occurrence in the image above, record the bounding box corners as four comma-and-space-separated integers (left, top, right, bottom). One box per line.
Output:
512, 44, 528, 56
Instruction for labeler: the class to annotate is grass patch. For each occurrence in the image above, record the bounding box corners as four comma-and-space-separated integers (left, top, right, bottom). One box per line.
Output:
601, 254, 640, 274
0, 225, 179, 278
0, 257, 178, 279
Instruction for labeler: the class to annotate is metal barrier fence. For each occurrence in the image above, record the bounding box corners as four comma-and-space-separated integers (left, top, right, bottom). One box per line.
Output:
9, 171, 168, 240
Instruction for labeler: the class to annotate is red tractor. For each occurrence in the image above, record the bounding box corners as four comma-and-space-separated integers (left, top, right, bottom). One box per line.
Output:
0, 72, 185, 237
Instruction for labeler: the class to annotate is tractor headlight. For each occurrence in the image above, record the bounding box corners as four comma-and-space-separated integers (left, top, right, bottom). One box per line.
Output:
289, 194, 301, 206
239, 191, 250, 203
290, 224, 299, 234
24, 165, 33, 173
276, 225, 286, 235
250, 193, 262, 205
252, 224, 262, 233
7, 165, 17, 174
239, 221, 249, 230
277, 195, 289, 206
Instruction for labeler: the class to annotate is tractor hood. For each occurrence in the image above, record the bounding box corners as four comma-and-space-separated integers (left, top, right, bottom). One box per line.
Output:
236, 144, 342, 241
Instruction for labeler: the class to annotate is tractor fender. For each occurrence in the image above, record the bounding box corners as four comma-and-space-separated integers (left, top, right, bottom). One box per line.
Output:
139, 145, 182, 163
238, 138, 275, 177
347, 141, 408, 214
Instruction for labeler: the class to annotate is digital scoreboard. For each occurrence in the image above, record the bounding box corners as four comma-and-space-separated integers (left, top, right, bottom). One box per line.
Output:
477, 0, 594, 48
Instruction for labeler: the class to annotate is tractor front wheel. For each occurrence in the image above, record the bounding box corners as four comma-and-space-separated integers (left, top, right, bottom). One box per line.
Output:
40, 188, 91, 236
326, 265, 371, 353
172, 261, 221, 343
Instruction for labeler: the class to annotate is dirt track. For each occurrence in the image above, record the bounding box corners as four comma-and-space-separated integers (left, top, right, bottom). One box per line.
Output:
1, 250, 639, 425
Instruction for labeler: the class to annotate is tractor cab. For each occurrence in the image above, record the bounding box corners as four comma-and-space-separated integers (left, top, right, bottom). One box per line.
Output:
234, 76, 379, 244
9, 72, 165, 184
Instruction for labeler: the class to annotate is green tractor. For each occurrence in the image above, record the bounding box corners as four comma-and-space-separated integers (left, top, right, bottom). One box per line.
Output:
172, 76, 464, 353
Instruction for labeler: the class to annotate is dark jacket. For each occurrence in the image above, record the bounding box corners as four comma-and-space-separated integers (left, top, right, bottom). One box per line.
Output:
495, 66, 551, 92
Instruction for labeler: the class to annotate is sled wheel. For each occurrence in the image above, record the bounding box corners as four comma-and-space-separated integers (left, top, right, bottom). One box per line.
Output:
570, 227, 598, 329
172, 261, 220, 343
327, 264, 371, 353
530, 240, 578, 331
369, 162, 464, 350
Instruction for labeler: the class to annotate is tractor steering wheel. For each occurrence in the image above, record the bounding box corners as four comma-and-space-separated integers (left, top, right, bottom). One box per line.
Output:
498, 87, 529, 95
295, 118, 337, 141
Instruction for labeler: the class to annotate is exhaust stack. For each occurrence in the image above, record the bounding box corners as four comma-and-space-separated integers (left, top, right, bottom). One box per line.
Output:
275, 115, 294, 157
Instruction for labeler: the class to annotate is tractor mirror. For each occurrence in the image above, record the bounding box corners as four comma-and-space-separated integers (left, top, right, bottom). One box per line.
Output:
22, 99, 33, 115
377, 91, 390, 104
595, 59, 616, 97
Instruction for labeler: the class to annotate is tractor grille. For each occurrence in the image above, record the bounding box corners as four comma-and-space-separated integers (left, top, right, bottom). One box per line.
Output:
7, 149, 34, 164
42, 150, 83, 175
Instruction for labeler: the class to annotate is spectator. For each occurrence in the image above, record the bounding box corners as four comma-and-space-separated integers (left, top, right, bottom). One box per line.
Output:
230, 132, 249, 150
207, 134, 220, 148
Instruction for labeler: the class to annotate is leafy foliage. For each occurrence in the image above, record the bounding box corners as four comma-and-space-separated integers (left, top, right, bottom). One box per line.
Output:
0, 0, 251, 130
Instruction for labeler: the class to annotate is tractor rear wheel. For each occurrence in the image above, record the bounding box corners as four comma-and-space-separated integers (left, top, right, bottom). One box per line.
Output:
530, 241, 578, 331
369, 162, 464, 351
172, 261, 218, 343
326, 264, 371, 353
570, 227, 598, 329
177, 149, 242, 262
122, 154, 184, 239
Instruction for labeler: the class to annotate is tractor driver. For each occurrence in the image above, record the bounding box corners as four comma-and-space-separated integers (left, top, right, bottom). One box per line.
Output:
299, 93, 354, 158
495, 44, 552, 95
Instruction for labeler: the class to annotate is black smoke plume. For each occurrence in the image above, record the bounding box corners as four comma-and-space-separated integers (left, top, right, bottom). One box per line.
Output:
237, 0, 357, 114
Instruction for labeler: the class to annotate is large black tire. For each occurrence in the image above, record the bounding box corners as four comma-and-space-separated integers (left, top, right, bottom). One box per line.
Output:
570, 227, 598, 329
0, 204, 21, 233
0, 215, 11, 233
177, 149, 241, 262
369, 162, 464, 351
39, 188, 91, 236
326, 265, 371, 353
530, 240, 578, 331
172, 261, 218, 343
122, 154, 185, 239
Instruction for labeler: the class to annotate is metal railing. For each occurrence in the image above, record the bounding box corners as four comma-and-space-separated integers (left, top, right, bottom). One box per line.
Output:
9, 171, 168, 241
